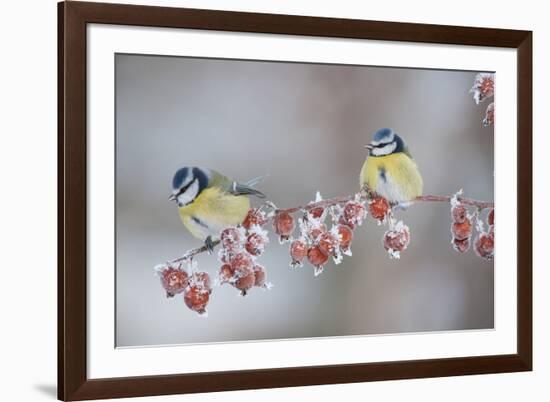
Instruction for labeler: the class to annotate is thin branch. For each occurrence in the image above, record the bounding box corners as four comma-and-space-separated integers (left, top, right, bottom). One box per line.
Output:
277, 195, 358, 214
168, 239, 221, 266
165, 191, 493, 265
415, 195, 493, 209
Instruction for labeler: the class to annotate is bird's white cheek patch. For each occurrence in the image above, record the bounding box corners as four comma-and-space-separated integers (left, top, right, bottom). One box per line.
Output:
372, 142, 397, 156
177, 180, 199, 206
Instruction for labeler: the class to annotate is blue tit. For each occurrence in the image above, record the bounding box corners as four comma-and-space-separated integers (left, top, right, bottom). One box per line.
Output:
360, 128, 423, 205
169, 167, 265, 249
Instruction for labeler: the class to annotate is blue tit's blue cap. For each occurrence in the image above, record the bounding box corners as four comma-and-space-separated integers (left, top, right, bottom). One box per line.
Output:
172, 167, 190, 189
372, 128, 395, 145
172, 166, 210, 193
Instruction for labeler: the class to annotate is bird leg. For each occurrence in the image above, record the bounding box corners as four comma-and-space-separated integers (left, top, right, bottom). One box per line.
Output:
204, 236, 216, 254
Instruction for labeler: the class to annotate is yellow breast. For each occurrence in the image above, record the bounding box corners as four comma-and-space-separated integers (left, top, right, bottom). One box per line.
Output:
360, 153, 423, 203
178, 187, 250, 240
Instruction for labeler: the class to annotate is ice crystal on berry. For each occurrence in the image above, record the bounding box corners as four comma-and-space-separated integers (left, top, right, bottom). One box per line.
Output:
242, 208, 268, 229
451, 205, 468, 223
290, 238, 308, 268
156, 173, 494, 315
483, 102, 495, 126
253, 264, 270, 289
307, 245, 329, 275
245, 225, 269, 256
369, 196, 390, 224
452, 237, 470, 253
383, 221, 410, 259
273, 211, 295, 243
470, 73, 495, 104
474, 232, 494, 260
452, 220, 472, 241
341, 200, 367, 227
158, 266, 189, 297
184, 285, 210, 316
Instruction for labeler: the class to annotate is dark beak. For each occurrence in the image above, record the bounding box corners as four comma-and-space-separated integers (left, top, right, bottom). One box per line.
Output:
168, 193, 177, 201
364, 144, 374, 150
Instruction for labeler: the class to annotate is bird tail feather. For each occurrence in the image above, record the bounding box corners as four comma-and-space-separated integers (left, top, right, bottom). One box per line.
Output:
244, 175, 268, 188
230, 175, 268, 198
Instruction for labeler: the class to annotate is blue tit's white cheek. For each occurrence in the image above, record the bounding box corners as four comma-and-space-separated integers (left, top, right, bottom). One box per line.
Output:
177, 179, 200, 207
372, 141, 397, 156
371, 132, 395, 146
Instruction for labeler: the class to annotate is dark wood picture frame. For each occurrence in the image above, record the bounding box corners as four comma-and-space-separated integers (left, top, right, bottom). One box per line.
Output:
58, 1, 532, 400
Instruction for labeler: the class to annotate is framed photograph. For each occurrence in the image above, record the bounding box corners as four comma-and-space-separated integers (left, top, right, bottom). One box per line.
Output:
58, 1, 532, 400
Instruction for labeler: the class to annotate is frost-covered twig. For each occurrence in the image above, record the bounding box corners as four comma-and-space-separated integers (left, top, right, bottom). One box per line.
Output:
165, 190, 493, 264
167, 239, 221, 266
156, 189, 494, 316
415, 195, 493, 210
278, 194, 361, 215
470, 72, 495, 126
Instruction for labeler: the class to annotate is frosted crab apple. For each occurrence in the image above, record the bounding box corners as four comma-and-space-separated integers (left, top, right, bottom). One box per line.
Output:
290, 239, 308, 268
336, 224, 353, 252
273, 211, 295, 242
383, 222, 410, 259
369, 196, 390, 222
157, 185, 493, 315
184, 282, 210, 315
474, 232, 494, 260
159, 267, 188, 297
242, 208, 267, 229
307, 245, 329, 276
341, 200, 366, 228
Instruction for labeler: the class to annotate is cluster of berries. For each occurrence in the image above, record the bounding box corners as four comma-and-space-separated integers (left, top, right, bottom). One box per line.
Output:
367, 195, 412, 259
470, 72, 495, 127
281, 196, 366, 276
451, 200, 494, 260
156, 190, 494, 316
156, 265, 212, 315
272, 192, 410, 275
217, 209, 271, 296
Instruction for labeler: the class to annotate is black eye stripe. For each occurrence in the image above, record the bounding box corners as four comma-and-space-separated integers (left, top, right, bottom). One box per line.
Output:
375, 142, 392, 148
176, 178, 196, 197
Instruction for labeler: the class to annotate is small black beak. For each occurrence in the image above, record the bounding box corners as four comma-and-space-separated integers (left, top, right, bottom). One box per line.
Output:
168, 193, 177, 201
364, 144, 374, 150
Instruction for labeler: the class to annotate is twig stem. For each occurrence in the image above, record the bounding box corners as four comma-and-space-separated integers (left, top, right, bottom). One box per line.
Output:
165, 191, 493, 265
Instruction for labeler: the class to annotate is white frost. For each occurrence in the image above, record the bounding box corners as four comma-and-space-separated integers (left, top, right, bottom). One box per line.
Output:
450, 189, 464, 208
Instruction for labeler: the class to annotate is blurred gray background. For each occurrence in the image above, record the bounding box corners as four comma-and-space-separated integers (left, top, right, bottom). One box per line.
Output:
115, 54, 494, 347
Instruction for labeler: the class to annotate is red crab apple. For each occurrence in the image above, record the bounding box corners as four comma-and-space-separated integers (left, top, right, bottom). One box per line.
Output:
336, 224, 353, 251
273, 212, 295, 241
451, 219, 472, 241
383, 224, 411, 254
220, 227, 243, 252
160, 267, 188, 297
184, 285, 210, 315
307, 246, 329, 268
318, 231, 339, 256
190, 271, 212, 293
218, 263, 234, 284
245, 232, 267, 256
253, 265, 267, 288
452, 237, 470, 253
308, 206, 325, 219
451, 205, 468, 223
369, 196, 390, 222
474, 232, 494, 260
488, 209, 494, 226
290, 239, 307, 267
342, 201, 366, 227
242, 208, 267, 229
